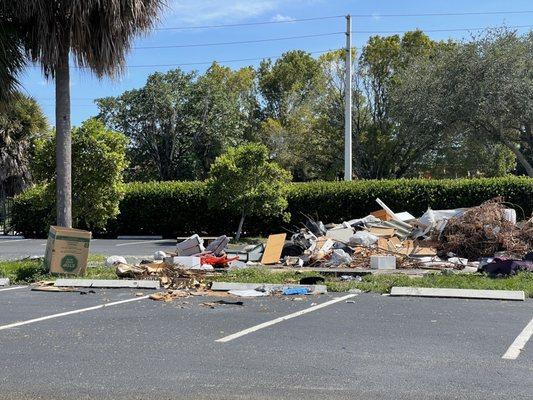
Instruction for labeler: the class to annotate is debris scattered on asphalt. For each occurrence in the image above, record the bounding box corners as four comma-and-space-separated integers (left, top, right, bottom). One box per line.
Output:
105, 255, 127, 267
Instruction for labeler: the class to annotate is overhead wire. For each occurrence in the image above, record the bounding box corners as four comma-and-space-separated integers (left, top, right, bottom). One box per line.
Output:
154, 10, 533, 31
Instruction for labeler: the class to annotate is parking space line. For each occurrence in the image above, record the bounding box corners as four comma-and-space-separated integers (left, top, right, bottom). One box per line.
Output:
0, 286, 26, 292
115, 239, 170, 247
502, 316, 533, 360
0, 295, 149, 332
216, 294, 357, 343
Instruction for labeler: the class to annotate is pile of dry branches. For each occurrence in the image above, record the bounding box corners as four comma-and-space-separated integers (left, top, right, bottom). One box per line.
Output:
438, 198, 532, 259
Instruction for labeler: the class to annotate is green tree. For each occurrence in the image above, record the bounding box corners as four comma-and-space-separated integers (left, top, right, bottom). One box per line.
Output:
193, 63, 259, 177
392, 29, 532, 176
258, 50, 334, 180
32, 119, 128, 231
0, 94, 47, 198
207, 143, 291, 240
1, 0, 164, 227
97, 69, 198, 181
258, 50, 325, 121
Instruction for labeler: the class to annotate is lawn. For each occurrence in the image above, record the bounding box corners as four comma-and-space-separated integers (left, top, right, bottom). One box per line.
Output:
0, 255, 117, 283
2, 258, 532, 298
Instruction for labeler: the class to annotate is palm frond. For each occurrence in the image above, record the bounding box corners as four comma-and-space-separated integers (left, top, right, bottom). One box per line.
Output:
11, 0, 166, 79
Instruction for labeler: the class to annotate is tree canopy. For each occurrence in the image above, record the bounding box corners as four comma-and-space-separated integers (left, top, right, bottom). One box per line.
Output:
206, 143, 291, 240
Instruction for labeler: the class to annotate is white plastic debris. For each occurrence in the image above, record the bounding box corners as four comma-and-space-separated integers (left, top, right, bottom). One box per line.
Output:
105, 255, 127, 267
153, 250, 167, 261
348, 231, 379, 247
327, 249, 352, 266
447, 257, 469, 266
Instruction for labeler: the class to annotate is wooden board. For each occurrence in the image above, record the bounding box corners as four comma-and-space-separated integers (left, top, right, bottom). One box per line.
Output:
368, 227, 396, 237
370, 209, 393, 221
260, 233, 287, 265
411, 246, 438, 256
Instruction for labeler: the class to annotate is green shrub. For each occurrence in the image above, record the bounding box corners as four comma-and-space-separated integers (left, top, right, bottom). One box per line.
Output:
11, 184, 54, 237
29, 118, 128, 233
12, 177, 533, 238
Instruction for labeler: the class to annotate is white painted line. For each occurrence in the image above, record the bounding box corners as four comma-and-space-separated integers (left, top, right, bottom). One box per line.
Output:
0, 286, 26, 292
216, 294, 357, 343
502, 316, 533, 360
115, 239, 169, 247
0, 295, 149, 331
0, 239, 30, 245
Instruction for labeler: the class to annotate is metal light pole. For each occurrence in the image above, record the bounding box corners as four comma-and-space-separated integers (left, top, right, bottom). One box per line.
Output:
344, 14, 353, 181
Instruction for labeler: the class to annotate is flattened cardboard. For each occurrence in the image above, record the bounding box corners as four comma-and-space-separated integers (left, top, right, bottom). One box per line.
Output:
261, 233, 287, 265
45, 226, 91, 275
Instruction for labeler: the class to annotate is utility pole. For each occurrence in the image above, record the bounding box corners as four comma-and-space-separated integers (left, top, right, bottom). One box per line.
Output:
344, 14, 352, 181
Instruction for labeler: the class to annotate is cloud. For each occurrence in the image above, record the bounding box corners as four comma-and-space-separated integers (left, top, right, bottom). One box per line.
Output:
168, 0, 278, 25
271, 14, 294, 22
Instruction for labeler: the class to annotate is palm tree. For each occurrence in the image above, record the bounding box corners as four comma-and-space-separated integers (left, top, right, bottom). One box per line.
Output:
0, 94, 47, 199
0, 0, 164, 227
0, 13, 27, 107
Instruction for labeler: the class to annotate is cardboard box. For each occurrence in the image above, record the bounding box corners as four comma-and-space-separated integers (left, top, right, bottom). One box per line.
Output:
44, 226, 92, 275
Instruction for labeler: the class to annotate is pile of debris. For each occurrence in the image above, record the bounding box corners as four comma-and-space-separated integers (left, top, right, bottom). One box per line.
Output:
106, 197, 532, 293
268, 197, 532, 275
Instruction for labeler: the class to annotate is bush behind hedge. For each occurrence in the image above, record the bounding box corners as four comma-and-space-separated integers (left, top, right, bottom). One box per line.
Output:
12, 177, 533, 238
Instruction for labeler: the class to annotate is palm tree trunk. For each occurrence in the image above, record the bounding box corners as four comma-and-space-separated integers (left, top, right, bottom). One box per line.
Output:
55, 48, 72, 227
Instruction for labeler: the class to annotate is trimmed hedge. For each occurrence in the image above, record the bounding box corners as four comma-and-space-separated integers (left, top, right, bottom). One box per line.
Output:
12, 177, 533, 238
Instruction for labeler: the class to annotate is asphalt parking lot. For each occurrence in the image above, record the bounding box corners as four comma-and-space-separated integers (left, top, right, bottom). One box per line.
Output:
0, 287, 531, 399
0, 238, 177, 260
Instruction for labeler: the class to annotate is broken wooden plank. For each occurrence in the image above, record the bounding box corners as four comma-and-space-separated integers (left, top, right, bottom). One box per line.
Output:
261, 233, 286, 264
390, 287, 525, 301
211, 281, 327, 294
54, 279, 160, 289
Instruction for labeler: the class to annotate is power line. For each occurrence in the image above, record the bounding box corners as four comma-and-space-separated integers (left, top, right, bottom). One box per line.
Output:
351, 24, 533, 34
155, 10, 533, 31
134, 24, 532, 51
27, 49, 336, 69
135, 32, 343, 49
